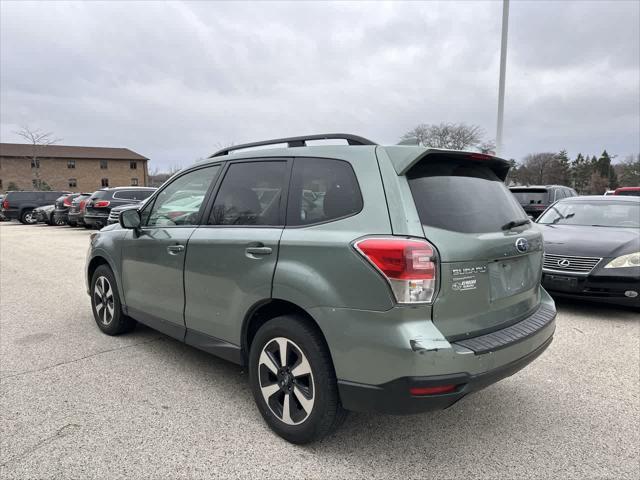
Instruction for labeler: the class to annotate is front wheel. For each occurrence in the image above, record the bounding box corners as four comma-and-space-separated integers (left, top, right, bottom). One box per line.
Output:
20, 209, 36, 224
249, 315, 347, 444
90, 265, 136, 335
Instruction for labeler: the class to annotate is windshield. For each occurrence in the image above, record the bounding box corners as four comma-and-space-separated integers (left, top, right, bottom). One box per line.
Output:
408, 159, 527, 233
510, 189, 549, 205
537, 201, 640, 227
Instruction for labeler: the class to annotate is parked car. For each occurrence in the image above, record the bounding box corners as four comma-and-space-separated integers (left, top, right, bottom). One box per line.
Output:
537, 195, 640, 308
0, 195, 6, 222
54, 193, 83, 225
1, 190, 71, 224
32, 204, 57, 225
613, 186, 640, 197
84, 187, 156, 229
86, 134, 556, 444
107, 202, 142, 225
509, 185, 577, 219
68, 193, 93, 227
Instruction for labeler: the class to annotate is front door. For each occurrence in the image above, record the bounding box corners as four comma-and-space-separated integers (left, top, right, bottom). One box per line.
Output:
184, 159, 290, 353
120, 164, 221, 338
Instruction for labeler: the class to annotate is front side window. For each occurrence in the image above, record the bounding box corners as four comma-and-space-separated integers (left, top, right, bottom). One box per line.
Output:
286, 158, 363, 226
100, 160, 108, 169
209, 161, 288, 226
144, 165, 220, 227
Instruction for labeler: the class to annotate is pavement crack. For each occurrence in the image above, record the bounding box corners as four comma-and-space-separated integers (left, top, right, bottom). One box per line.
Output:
0, 337, 163, 381
1, 423, 81, 467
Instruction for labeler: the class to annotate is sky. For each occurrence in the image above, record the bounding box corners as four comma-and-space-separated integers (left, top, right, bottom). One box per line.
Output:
1, 0, 638, 171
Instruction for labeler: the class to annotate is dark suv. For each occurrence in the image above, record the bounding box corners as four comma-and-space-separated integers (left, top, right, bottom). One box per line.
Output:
84, 187, 156, 228
1, 190, 71, 224
509, 185, 577, 218
87, 134, 556, 444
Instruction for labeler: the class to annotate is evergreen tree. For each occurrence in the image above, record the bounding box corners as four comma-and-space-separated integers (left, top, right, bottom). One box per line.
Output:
555, 149, 571, 185
571, 153, 591, 194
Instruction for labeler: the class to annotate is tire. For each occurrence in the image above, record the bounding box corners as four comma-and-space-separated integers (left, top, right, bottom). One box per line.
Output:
20, 209, 36, 224
90, 265, 136, 335
249, 315, 347, 444
84, 224, 93, 229
68, 221, 77, 227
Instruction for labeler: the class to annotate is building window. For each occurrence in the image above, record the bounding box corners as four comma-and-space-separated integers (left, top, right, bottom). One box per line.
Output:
67, 159, 76, 169
130, 161, 137, 170
0, 179, 3, 190
68, 178, 77, 188
100, 160, 108, 169
31, 158, 40, 168
131, 178, 139, 186
101, 178, 109, 187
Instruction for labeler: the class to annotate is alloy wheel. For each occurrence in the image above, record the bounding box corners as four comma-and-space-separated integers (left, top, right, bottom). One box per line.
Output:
24, 212, 36, 224
93, 276, 115, 325
258, 337, 315, 425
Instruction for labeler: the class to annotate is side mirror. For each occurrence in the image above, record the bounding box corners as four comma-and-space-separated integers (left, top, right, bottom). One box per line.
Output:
120, 209, 141, 230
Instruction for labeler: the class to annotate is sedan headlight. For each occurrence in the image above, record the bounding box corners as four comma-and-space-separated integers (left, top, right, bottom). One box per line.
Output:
604, 252, 640, 268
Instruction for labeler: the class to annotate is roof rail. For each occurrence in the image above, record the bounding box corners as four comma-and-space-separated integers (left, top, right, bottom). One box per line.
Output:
210, 133, 377, 157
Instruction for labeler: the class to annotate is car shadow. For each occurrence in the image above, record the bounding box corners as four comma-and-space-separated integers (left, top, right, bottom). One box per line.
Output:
553, 297, 639, 319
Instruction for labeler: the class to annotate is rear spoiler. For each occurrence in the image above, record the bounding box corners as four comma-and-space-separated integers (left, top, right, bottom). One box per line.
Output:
381, 146, 511, 182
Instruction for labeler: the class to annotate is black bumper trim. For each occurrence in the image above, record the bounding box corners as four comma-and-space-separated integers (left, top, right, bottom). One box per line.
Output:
452, 304, 556, 354
338, 332, 554, 415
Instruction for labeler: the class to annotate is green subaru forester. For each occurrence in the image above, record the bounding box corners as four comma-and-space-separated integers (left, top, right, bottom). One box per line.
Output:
86, 134, 556, 443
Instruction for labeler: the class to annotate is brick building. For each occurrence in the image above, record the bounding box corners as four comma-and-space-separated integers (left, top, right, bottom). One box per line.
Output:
0, 143, 149, 192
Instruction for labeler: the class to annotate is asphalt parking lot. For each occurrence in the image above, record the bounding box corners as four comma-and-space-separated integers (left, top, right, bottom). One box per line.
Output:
0, 222, 638, 479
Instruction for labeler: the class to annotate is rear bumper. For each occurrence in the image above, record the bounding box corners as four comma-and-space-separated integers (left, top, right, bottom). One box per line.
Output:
1, 209, 19, 220
84, 214, 108, 226
339, 334, 553, 414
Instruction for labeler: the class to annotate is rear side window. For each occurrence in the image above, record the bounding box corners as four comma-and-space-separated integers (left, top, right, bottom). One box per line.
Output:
209, 161, 288, 226
510, 188, 549, 205
407, 159, 527, 234
286, 158, 363, 226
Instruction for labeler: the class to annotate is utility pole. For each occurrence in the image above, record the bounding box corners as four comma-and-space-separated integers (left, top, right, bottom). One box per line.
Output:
496, 0, 509, 157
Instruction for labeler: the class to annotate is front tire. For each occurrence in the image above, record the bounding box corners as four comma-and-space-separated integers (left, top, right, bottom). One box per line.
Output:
249, 315, 347, 444
20, 209, 36, 224
90, 265, 136, 335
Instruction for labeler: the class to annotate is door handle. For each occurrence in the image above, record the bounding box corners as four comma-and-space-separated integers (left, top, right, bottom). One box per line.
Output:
167, 244, 185, 255
245, 246, 272, 256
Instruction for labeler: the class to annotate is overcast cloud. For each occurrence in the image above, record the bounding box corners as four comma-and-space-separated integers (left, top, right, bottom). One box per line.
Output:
1, 0, 638, 169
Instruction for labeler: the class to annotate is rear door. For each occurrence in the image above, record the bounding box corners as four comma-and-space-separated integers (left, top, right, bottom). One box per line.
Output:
405, 156, 544, 339
184, 159, 290, 349
120, 165, 221, 338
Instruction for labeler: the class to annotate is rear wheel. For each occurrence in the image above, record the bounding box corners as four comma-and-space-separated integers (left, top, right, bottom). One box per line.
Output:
90, 265, 136, 335
248, 315, 347, 444
20, 209, 36, 224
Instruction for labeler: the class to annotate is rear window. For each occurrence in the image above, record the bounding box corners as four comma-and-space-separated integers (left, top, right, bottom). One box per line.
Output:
407, 159, 527, 234
287, 158, 363, 226
91, 190, 110, 200
509, 188, 550, 205
113, 189, 155, 200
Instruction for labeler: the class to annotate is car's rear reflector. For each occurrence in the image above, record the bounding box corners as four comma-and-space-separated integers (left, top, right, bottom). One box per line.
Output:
354, 237, 437, 303
409, 385, 457, 396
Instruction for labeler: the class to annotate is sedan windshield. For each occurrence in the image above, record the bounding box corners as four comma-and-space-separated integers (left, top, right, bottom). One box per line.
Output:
537, 201, 640, 227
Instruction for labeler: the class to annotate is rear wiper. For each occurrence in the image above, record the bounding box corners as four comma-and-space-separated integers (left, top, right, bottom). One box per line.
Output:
501, 218, 531, 230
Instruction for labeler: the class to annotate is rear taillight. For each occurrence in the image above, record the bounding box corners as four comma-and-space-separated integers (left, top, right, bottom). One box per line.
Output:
2, 199, 8, 209
79, 200, 87, 211
63, 196, 73, 206
354, 237, 438, 304
94, 200, 110, 208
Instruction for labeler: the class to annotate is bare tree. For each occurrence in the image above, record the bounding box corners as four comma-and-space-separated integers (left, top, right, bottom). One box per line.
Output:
401, 122, 490, 151
14, 126, 61, 190
517, 153, 557, 185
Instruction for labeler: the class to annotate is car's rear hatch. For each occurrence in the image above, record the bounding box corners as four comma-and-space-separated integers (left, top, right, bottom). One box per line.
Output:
509, 188, 550, 217
399, 151, 544, 339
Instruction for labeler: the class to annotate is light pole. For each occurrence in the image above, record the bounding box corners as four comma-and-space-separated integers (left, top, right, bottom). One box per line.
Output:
496, 0, 509, 157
